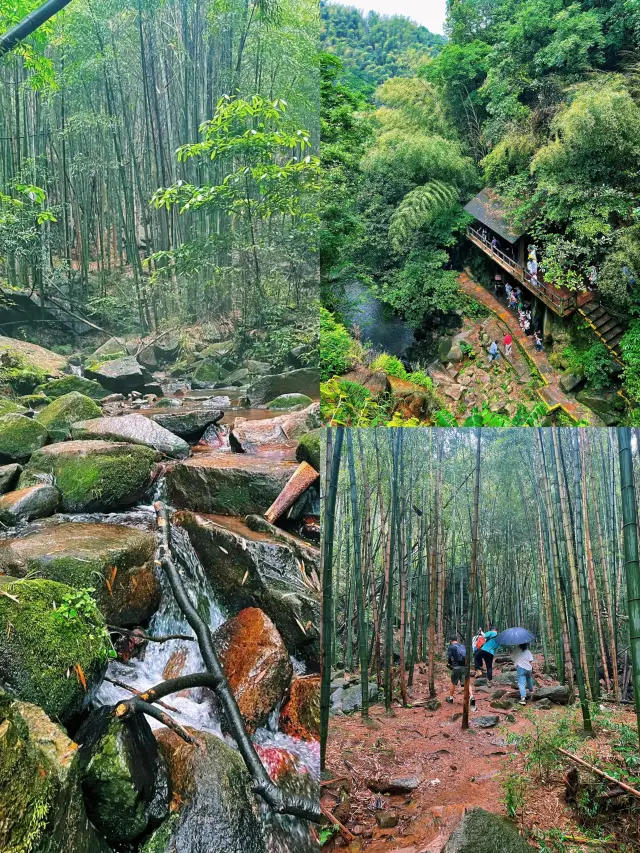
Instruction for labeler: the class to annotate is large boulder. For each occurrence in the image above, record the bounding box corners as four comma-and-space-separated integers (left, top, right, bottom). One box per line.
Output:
141, 729, 268, 853
76, 706, 169, 844
85, 356, 152, 393
0, 577, 110, 723
443, 807, 534, 853
0, 522, 159, 626
19, 440, 158, 512
0, 397, 28, 415
0, 336, 67, 377
247, 368, 319, 405
154, 331, 180, 362
0, 690, 111, 853
267, 393, 314, 411
575, 390, 625, 427
35, 392, 102, 442
151, 408, 223, 441
281, 676, 320, 740
331, 681, 379, 715
213, 608, 293, 733
191, 361, 223, 388
0, 413, 48, 462
37, 375, 108, 400
88, 337, 127, 362
0, 484, 59, 525
71, 414, 189, 459
175, 512, 319, 665
166, 455, 298, 516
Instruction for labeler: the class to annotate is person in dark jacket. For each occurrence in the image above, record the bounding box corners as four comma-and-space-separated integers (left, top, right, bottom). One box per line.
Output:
446, 636, 475, 707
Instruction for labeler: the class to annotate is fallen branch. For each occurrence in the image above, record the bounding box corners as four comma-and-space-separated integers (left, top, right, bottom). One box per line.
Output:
115, 696, 197, 745
319, 803, 355, 842
556, 748, 640, 800
154, 501, 320, 824
104, 675, 180, 713
108, 625, 195, 643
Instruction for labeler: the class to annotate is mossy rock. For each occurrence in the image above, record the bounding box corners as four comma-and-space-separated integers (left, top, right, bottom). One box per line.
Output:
18, 393, 52, 410
0, 577, 110, 724
0, 413, 48, 462
0, 522, 159, 626
0, 397, 29, 416
0, 336, 67, 376
443, 807, 534, 853
36, 375, 108, 401
76, 706, 169, 844
267, 393, 313, 410
35, 392, 102, 442
191, 361, 222, 386
295, 428, 320, 471
0, 690, 112, 853
19, 440, 158, 512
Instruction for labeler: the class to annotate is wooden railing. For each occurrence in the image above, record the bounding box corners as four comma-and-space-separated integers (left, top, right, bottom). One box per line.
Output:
467, 226, 577, 317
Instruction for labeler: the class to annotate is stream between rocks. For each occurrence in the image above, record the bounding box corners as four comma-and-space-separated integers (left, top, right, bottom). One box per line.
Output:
0, 331, 321, 853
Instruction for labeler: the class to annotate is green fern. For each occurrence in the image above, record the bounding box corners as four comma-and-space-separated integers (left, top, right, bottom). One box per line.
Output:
389, 180, 458, 252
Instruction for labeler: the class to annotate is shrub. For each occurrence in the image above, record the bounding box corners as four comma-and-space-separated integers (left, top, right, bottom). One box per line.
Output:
320, 307, 359, 380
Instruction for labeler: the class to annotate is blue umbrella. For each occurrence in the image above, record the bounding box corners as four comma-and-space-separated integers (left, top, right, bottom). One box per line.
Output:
494, 627, 535, 647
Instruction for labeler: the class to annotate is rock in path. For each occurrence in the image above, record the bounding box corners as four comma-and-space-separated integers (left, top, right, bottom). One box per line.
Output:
443, 807, 534, 853
531, 685, 571, 705
72, 414, 189, 459
472, 715, 500, 729
368, 777, 420, 795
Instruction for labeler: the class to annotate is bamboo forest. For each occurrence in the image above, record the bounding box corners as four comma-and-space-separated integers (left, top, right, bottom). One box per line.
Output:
320, 1, 640, 428
320, 427, 640, 852
0, 1, 322, 852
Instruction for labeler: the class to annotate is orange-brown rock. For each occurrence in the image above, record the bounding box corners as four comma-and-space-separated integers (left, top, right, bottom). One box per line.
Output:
280, 675, 320, 740
213, 607, 293, 732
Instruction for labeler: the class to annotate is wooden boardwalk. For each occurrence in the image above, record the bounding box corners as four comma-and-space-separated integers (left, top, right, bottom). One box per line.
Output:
457, 272, 599, 425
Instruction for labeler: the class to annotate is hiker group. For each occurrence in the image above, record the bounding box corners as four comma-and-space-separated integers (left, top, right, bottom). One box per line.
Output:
446, 628, 539, 707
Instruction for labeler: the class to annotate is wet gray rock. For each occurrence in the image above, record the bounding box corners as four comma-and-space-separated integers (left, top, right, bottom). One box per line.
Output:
221, 367, 249, 386
443, 807, 534, 853
0, 484, 59, 525
85, 356, 152, 393
244, 360, 272, 375
471, 715, 500, 729
76, 706, 169, 844
330, 681, 379, 715
72, 414, 189, 459
533, 698, 553, 710
247, 367, 319, 405
0, 462, 21, 493
151, 408, 223, 441
154, 331, 180, 362
142, 729, 267, 853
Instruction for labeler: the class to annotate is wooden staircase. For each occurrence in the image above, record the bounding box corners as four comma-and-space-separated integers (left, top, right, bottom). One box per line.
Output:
578, 300, 626, 360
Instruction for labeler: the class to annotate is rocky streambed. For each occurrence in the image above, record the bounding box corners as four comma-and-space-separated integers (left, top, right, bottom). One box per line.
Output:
0, 330, 321, 853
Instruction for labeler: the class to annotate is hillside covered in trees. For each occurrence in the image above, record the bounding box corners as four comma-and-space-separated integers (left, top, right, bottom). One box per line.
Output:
320, 0, 640, 427
320, 2, 445, 91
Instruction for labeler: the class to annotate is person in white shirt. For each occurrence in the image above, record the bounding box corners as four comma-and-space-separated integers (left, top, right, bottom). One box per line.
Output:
510, 643, 535, 704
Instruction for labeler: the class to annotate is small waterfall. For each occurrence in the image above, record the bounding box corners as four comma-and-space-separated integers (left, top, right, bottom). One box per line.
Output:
69, 362, 83, 377
97, 524, 226, 735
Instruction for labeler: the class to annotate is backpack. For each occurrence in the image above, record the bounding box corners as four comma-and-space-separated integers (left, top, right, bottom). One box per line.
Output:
476, 635, 486, 649
449, 643, 466, 667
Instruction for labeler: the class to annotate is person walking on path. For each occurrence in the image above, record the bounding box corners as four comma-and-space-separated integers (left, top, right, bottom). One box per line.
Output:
509, 290, 518, 311
534, 330, 543, 352
477, 626, 499, 684
510, 642, 536, 704
472, 629, 486, 675
504, 333, 513, 358
488, 340, 499, 364
446, 636, 475, 708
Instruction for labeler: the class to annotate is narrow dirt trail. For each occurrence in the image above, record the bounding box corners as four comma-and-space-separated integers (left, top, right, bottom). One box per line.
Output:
323, 661, 565, 851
